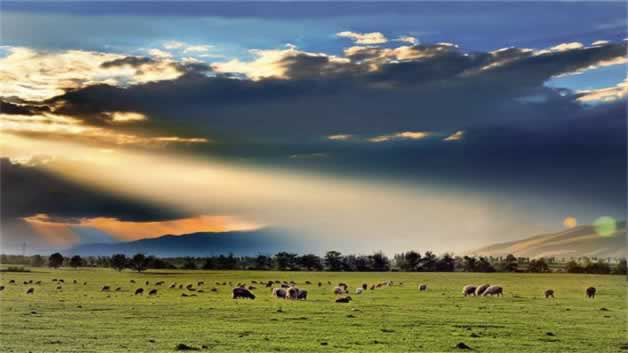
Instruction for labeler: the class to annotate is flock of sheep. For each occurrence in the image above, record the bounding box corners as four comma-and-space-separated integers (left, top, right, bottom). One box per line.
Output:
0, 278, 599, 301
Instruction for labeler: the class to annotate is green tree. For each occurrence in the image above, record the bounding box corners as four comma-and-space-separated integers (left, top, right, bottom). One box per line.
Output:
254, 255, 272, 270
48, 252, 64, 268
182, 257, 197, 270
130, 253, 148, 272
69, 255, 83, 269
31, 254, 45, 267
274, 252, 298, 271
612, 259, 627, 275
401, 251, 421, 271
324, 251, 344, 271
111, 254, 128, 271
298, 254, 323, 271
528, 258, 550, 273
370, 252, 390, 272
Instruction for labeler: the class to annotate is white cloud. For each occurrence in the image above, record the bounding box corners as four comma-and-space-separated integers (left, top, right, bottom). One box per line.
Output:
443, 130, 464, 142
534, 42, 584, 55
576, 79, 628, 103
147, 48, 173, 59
327, 134, 353, 141
337, 31, 388, 45
395, 36, 419, 45
0, 47, 184, 101
183, 45, 213, 53
368, 131, 430, 143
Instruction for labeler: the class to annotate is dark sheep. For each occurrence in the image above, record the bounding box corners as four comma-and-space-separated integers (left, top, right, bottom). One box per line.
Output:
586, 287, 596, 298
169, 283, 177, 288
266, 281, 273, 288
545, 289, 555, 298
186, 284, 194, 290
475, 284, 490, 296
9, 280, 15, 284
26, 287, 34, 294
145, 281, 150, 285
135, 288, 144, 295
286, 287, 300, 300
155, 281, 164, 286
251, 280, 258, 284
130, 280, 135, 283
0, 286, 4, 291
35, 281, 41, 285
23, 281, 28, 285
148, 289, 158, 296
272, 288, 287, 298
56, 285, 62, 290
338, 283, 348, 290
305, 281, 312, 285
101, 286, 111, 292
232, 287, 255, 299
281, 283, 290, 289
419, 284, 428, 291
59, 279, 64, 283
211, 288, 218, 292
115, 287, 122, 292
318, 282, 322, 287
248, 286, 256, 290
297, 289, 308, 300
336, 296, 352, 303
463, 285, 476, 297
362, 283, 368, 290
73, 280, 77, 284
197, 281, 204, 286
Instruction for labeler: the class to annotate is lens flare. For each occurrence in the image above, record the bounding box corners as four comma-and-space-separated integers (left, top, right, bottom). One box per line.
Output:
593, 216, 617, 237
563, 216, 577, 229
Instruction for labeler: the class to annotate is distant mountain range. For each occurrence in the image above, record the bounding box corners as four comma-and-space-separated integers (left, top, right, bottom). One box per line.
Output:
65, 229, 308, 257
468, 222, 626, 259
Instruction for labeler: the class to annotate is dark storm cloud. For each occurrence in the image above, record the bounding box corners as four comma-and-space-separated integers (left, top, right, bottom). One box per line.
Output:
42, 42, 625, 140
0, 100, 50, 115
0, 158, 185, 222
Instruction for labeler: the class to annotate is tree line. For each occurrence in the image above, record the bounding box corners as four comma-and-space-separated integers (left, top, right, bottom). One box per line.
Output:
1, 252, 625, 274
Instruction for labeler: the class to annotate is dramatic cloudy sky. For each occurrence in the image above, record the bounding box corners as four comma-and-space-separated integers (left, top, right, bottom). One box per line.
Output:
1, 1, 626, 254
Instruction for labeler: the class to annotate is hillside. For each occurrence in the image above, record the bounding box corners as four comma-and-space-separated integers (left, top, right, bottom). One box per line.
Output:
65, 228, 306, 257
469, 222, 626, 258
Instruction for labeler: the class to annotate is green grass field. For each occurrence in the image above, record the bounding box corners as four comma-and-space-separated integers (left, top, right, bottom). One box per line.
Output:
0, 269, 625, 353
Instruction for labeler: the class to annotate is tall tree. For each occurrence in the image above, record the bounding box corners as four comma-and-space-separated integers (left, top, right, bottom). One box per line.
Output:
48, 253, 64, 268
111, 254, 127, 271
324, 251, 344, 271
69, 255, 83, 269
130, 253, 148, 272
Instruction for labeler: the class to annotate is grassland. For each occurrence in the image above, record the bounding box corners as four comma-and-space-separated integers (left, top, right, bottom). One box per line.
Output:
0, 269, 625, 353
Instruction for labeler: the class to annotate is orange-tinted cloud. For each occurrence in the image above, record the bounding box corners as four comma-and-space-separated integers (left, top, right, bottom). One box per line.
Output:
23, 214, 261, 245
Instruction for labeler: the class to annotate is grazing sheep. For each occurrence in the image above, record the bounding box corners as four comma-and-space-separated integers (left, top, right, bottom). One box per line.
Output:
281, 283, 290, 289
56, 285, 62, 290
35, 281, 41, 285
266, 281, 273, 288
545, 289, 555, 298
115, 287, 122, 292
9, 280, 15, 284
169, 283, 176, 289
272, 288, 287, 298
297, 290, 308, 300
586, 287, 596, 298
355, 288, 364, 295
418, 284, 428, 291
59, 279, 64, 283
145, 281, 150, 285
155, 281, 164, 286
0, 286, 4, 291
26, 287, 34, 294
73, 280, 77, 284
334, 287, 345, 295
362, 283, 368, 290
286, 287, 301, 300
211, 288, 218, 292
338, 283, 348, 291
251, 280, 258, 284
181, 293, 189, 297
232, 287, 256, 299
135, 288, 144, 295
101, 286, 111, 292
23, 281, 28, 285
186, 284, 194, 290
179, 284, 183, 289
318, 282, 322, 287
305, 281, 312, 285
327, 281, 332, 285
475, 284, 490, 296
248, 286, 256, 290
463, 285, 477, 297
197, 281, 204, 286
148, 289, 158, 296
336, 296, 352, 303
83, 282, 87, 286
130, 280, 135, 283
483, 285, 503, 297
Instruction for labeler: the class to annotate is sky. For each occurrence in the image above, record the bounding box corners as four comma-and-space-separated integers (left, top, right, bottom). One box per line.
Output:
0, 1, 626, 255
